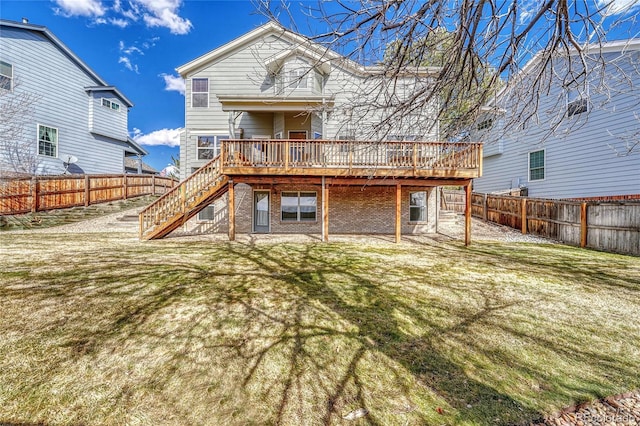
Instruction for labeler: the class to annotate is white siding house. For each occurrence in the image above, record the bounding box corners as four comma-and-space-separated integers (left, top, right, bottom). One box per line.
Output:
0, 19, 146, 176
471, 39, 640, 199
176, 22, 440, 177
167, 22, 463, 237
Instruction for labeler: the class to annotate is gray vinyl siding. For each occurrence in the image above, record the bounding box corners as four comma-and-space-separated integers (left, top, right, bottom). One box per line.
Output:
88, 91, 128, 141
0, 25, 131, 175
474, 49, 640, 199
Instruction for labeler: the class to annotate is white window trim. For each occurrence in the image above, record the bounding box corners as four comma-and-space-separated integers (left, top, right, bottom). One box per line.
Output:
0, 60, 13, 91
191, 78, 209, 108
409, 191, 428, 222
528, 149, 546, 182
197, 204, 215, 222
195, 133, 228, 161
280, 191, 317, 222
37, 123, 58, 158
565, 85, 589, 117
101, 98, 121, 112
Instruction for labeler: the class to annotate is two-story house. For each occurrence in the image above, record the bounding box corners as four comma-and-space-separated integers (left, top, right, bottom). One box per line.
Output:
470, 39, 640, 199
139, 22, 482, 242
0, 19, 146, 177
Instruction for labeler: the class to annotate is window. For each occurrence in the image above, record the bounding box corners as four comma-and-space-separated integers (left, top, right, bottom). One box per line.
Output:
477, 118, 493, 131
198, 205, 214, 221
192, 78, 209, 108
409, 191, 427, 222
288, 69, 308, 89
281, 191, 316, 221
566, 87, 588, 117
529, 150, 545, 181
197, 135, 228, 160
0, 61, 12, 91
101, 98, 120, 112
38, 124, 58, 157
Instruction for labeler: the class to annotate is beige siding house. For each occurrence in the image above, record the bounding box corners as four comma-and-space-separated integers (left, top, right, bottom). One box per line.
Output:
140, 22, 482, 241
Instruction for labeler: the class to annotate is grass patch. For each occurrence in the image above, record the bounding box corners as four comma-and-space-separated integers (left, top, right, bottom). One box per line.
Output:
0, 233, 639, 425
0, 195, 156, 231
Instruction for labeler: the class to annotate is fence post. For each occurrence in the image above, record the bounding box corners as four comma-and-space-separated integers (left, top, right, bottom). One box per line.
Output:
580, 202, 588, 248
84, 175, 90, 207
483, 193, 488, 222
151, 175, 156, 195
123, 174, 128, 200
31, 176, 38, 213
521, 198, 527, 234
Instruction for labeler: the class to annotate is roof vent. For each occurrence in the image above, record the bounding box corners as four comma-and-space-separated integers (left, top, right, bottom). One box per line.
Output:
22, 17, 29, 23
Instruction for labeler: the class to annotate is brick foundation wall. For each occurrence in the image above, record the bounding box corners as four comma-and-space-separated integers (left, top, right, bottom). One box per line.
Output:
182, 183, 437, 236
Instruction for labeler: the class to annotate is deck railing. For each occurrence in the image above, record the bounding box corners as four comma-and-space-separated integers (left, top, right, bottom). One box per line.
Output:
139, 156, 226, 238
222, 139, 482, 172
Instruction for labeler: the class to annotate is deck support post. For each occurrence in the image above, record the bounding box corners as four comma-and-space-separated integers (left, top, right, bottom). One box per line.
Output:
465, 181, 472, 246
322, 177, 329, 242
228, 180, 235, 241
395, 184, 402, 243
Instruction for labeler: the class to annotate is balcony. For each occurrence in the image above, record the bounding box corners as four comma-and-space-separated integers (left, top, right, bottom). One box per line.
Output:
221, 139, 482, 179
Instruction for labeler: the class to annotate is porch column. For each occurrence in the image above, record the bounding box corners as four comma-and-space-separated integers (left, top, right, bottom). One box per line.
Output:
322, 177, 329, 242
465, 181, 472, 246
395, 184, 402, 243
228, 180, 235, 241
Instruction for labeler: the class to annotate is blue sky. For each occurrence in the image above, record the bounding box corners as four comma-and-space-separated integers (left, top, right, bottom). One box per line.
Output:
1, 0, 280, 173
1, 0, 638, 173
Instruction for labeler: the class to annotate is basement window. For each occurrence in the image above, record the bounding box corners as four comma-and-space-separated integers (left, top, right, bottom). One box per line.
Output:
281, 191, 316, 222
409, 191, 427, 222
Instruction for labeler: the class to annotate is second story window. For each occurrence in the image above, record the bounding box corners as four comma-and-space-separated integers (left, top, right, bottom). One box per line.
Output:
477, 118, 493, 131
288, 69, 307, 89
192, 78, 209, 108
0, 61, 13, 91
101, 98, 120, 112
566, 86, 588, 117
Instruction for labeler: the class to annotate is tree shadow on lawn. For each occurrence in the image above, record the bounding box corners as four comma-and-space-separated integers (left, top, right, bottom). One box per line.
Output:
219, 242, 546, 425
3, 237, 638, 425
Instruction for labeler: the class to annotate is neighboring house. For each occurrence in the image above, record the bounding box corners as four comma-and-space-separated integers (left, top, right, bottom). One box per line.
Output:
140, 22, 482, 241
124, 155, 158, 175
0, 19, 146, 176
470, 39, 640, 199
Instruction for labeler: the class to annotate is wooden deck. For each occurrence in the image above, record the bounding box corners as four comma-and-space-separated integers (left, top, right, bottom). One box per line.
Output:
139, 140, 482, 241
221, 140, 482, 179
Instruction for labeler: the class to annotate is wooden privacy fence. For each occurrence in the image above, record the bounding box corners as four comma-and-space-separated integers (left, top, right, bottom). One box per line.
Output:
0, 174, 176, 216
441, 189, 640, 256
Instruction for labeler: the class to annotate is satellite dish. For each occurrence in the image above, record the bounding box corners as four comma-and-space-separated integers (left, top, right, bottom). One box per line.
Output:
59, 153, 79, 174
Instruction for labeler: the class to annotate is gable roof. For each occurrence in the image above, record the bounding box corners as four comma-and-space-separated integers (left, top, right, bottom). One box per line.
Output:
176, 21, 439, 78
0, 19, 133, 107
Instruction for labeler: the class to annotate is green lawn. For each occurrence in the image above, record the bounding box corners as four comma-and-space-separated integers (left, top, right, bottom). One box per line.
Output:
1, 232, 638, 425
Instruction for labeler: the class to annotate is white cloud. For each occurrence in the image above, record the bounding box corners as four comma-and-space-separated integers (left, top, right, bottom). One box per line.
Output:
142, 11, 192, 35
55, 0, 192, 34
160, 73, 185, 95
109, 18, 129, 28
597, 0, 640, 15
54, 0, 105, 17
118, 56, 139, 73
133, 128, 182, 147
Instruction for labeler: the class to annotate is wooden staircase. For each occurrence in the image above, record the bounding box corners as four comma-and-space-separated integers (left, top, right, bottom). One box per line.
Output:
139, 156, 228, 240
